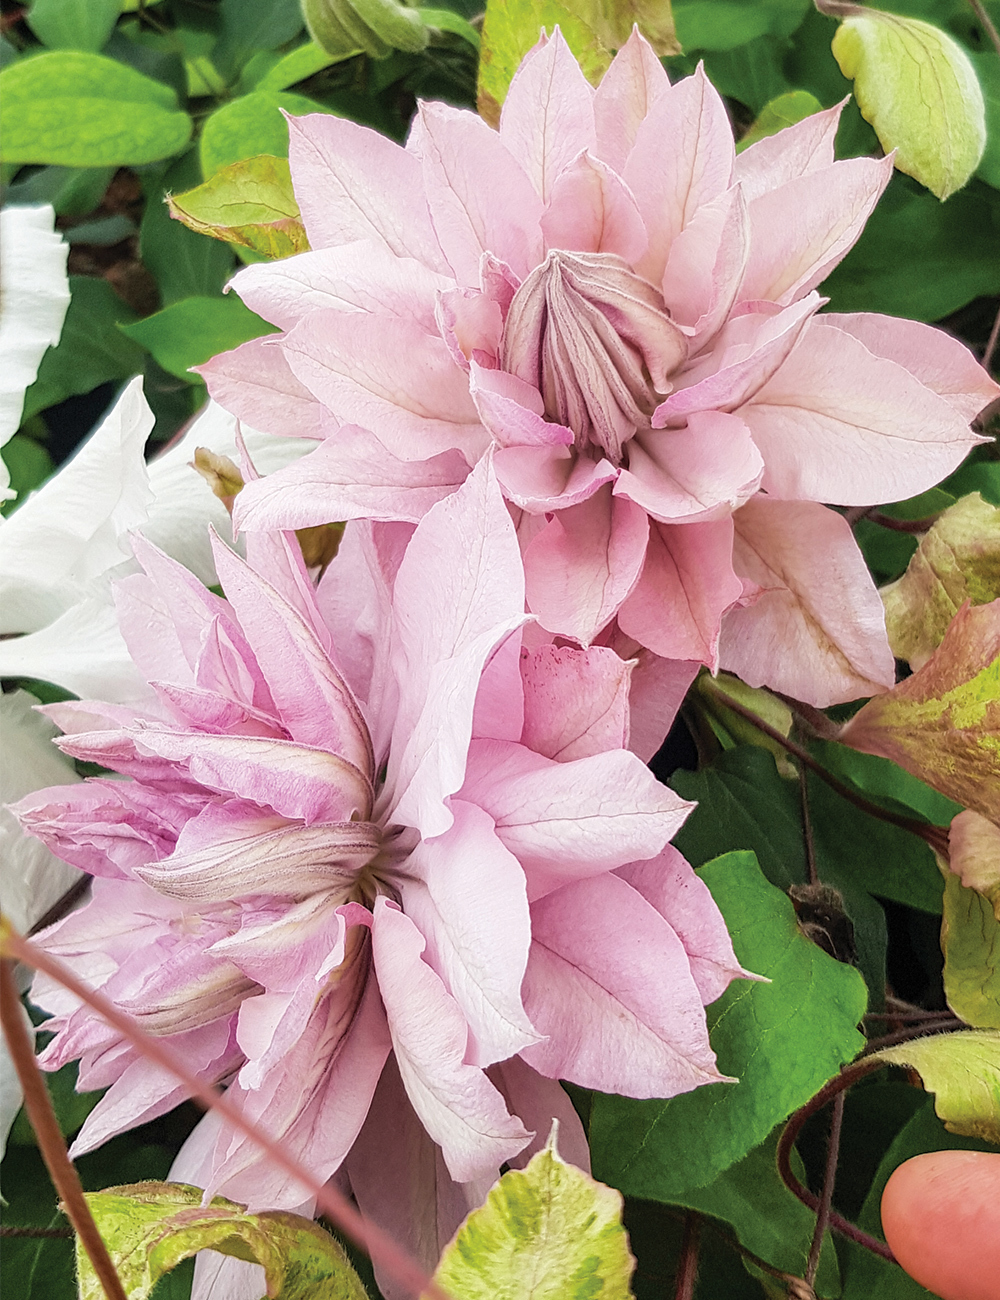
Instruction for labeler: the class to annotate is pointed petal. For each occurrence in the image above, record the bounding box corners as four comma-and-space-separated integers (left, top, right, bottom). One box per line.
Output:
523, 485, 648, 645
540, 151, 648, 264
618, 844, 753, 1005
489, 1055, 591, 1172
740, 155, 893, 304
520, 643, 632, 761
400, 799, 539, 1067
520, 873, 726, 1095
287, 113, 449, 271
718, 496, 895, 705
499, 29, 596, 202
461, 738, 693, 898
469, 362, 575, 449
283, 309, 484, 459
436, 287, 503, 371
821, 312, 1000, 424
661, 183, 750, 342
625, 65, 735, 283
387, 457, 528, 838
199, 336, 327, 440
0, 378, 153, 635
230, 240, 451, 332
593, 28, 671, 172
413, 101, 544, 285
625, 649, 700, 763
734, 101, 843, 203
743, 318, 987, 505
617, 516, 742, 667
371, 898, 530, 1183
617, 412, 763, 523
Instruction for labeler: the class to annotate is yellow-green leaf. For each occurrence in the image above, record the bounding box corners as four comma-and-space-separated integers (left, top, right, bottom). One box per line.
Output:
941, 863, 1000, 1030
737, 90, 824, 152
77, 1182, 369, 1300
695, 670, 796, 778
950, 809, 1000, 922
831, 10, 987, 200
430, 1133, 635, 1299
873, 1030, 1000, 1144
883, 493, 1000, 669
840, 599, 1000, 825
169, 154, 309, 259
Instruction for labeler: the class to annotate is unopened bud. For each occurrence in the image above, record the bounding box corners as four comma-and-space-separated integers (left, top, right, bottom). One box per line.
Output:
192, 447, 245, 509
296, 521, 344, 570
301, 0, 427, 61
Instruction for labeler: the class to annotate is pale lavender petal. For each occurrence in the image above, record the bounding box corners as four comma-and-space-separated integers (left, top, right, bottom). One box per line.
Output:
540, 151, 648, 264
519, 643, 632, 761
469, 362, 575, 449
593, 27, 671, 172
733, 101, 844, 203
199, 336, 327, 440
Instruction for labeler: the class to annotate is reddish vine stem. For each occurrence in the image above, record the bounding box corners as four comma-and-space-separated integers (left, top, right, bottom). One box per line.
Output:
706, 694, 950, 857
0, 923, 453, 1300
798, 765, 819, 886
804, 1089, 845, 1287
866, 512, 940, 534
673, 1212, 702, 1300
0, 958, 128, 1300
862, 1017, 961, 1052
969, 0, 1000, 61
776, 1057, 896, 1261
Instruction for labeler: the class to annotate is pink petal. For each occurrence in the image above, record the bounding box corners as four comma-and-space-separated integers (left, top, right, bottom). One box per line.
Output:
400, 799, 539, 1067
199, 336, 327, 440
413, 101, 544, 285
743, 318, 987, 505
654, 293, 820, 424
520, 873, 727, 1096
493, 445, 615, 511
469, 362, 575, 449
499, 28, 596, 202
718, 496, 896, 705
733, 101, 844, 204
230, 240, 452, 332
617, 844, 754, 1005
822, 312, 1000, 424
523, 485, 648, 644
489, 1055, 591, 1172
593, 27, 671, 172
472, 627, 525, 743
235, 425, 468, 535
436, 287, 503, 371
461, 737, 693, 898
283, 309, 485, 460
624, 649, 700, 763
625, 64, 735, 284
739, 154, 893, 304
286, 113, 449, 271
617, 516, 742, 667
371, 898, 530, 1183
387, 457, 528, 838
540, 151, 648, 264
616, 411, 763, 522
520, 642, 632, 761
661, 183, 749, 342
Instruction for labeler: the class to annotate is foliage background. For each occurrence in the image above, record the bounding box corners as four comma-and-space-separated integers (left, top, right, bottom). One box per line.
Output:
1, 0, 998, 1295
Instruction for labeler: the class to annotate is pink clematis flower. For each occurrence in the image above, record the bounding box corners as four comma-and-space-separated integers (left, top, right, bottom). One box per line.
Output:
15, 459, 750, 1283
205, 29, 998, 711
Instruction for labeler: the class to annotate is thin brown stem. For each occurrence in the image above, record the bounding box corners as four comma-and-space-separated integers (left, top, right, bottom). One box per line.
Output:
866, 512, 940, 534
865, 1006, 956, 1021
0, 959, 128, 1300
673, 1212, 701, 1300
28, 874, 91, 936
805, 1090, 845, 1287
862, 1018, 961, 1052
799, 765, 819, 886
776, 696, 840, 741
0, 923, 452, 1300
983, 298, 1000, 374
0, 1225, 74, 1238
969, 0, 1000, 59
705, 694, 950, 856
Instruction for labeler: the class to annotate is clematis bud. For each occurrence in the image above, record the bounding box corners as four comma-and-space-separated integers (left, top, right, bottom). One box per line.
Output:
192, 446, 244, 507
501, 251, 687, 465
301, 0, 427, 61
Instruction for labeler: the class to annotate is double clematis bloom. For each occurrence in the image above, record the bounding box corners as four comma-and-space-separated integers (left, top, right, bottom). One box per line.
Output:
205, 28, 998, 710
16, 460, 751, 1281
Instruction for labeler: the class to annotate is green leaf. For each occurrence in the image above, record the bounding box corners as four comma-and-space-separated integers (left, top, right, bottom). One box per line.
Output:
26, 0, 122, 51
3, 163, 115, 216
140, 152, 236, 306
841, 601, 1000, 825
589, 850, 868, 1198
698, 35, 793, 114
945, 459, 1000, 508
432, 1137, 635, 1299
882, 493, 1000, 670
808, 740, 961, 827
21, 277, 144, 421
737, 89, 823, 150
119, 295, 277, 381
941, 868, 1000, 1029
950, 808, 1000, 921
822, 175, 1000, 320
78, 1182, 368, 1300
664, 1131, 840, 1296
873, 1030, 1000, 1144
168, 154, 309, 259
971, 51, 1000, 190
255, 39, 354, 90
420, 7, 481, 48
0, 51, 191, 167
0, 435, 53, 515
832, 11, 986, 200
199, 89, 335, 177
694, 671, 796, 777
213, 0, 304, 82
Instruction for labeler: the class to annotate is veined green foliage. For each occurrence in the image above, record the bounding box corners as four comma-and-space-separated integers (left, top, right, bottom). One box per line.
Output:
169, 154, 310, 259
874, 1031, 1000, 1145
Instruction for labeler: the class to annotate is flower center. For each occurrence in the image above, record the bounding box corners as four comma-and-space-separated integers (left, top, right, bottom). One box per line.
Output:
500, 250, 688, 465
